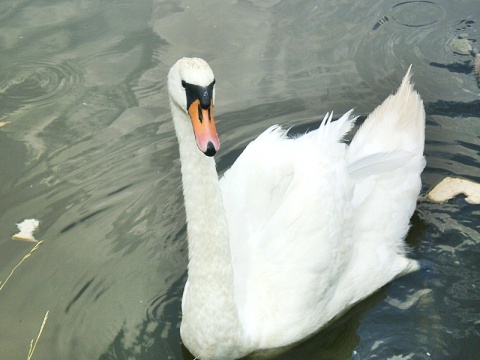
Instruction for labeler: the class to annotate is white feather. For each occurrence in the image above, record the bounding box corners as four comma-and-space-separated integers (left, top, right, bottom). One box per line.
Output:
347, 150, 413, 181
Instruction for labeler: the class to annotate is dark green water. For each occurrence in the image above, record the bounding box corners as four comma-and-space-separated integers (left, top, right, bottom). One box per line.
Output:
0, 0, 479, 359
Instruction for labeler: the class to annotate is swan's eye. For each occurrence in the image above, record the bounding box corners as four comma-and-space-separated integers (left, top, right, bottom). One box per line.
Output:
182, 80, 187, 88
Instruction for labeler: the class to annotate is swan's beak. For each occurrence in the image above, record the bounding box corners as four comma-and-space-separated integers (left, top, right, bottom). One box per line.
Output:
188, 99, 220, 157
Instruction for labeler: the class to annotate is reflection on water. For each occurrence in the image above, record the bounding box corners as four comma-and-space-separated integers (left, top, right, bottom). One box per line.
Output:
0, 0, 479, 359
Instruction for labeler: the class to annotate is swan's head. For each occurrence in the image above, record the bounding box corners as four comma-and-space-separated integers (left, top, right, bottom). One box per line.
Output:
168, 57, 219, 157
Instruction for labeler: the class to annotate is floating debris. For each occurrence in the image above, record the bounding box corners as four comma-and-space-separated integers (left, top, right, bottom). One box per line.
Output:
0, 121, 9, 127
12, 219, 40, 242
27, 310, 49, 360
0, 240, 44, 292
427, 177, 480, 204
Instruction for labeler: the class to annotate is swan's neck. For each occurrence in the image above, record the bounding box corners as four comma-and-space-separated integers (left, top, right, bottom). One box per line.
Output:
171, 102, 246, 357
172, 103, 233, 285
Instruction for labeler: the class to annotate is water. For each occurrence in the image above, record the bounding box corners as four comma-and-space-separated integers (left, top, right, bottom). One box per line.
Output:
0, 0, 478, 359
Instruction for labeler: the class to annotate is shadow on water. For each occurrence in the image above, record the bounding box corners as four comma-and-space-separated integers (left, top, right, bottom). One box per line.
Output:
426, 99, 480, 118
429, 60, 475, 74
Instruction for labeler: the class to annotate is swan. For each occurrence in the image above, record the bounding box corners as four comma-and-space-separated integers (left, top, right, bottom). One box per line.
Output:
167, 57, 425, 359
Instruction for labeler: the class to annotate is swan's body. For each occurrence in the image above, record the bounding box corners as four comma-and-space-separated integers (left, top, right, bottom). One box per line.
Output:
168, 58, 425, 359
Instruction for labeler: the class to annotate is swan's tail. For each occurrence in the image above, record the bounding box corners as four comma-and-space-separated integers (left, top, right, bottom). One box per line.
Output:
344, 68, 425, 288
348, 66, 425, 162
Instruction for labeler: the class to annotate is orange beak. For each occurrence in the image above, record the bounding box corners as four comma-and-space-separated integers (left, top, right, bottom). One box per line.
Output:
188, 99, 220, 156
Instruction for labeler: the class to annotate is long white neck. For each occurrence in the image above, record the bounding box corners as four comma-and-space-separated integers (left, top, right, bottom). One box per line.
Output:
170, 102, 246, 358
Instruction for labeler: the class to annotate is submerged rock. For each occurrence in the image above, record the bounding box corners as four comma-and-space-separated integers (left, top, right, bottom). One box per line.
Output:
450, 38, 472, 55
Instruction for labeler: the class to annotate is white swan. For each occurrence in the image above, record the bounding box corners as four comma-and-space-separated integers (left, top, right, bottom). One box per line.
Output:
168, 57, 425, 359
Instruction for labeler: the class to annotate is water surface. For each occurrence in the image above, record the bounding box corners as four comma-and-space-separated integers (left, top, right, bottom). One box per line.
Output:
0, 0, 479, 359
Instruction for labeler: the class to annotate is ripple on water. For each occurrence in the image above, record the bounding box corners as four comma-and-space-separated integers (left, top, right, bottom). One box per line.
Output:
146, 272, 186, 341
99, 282, 185, 358
357, 2, 479, 99
0, 58, 83, 116
390, 1, 445, 28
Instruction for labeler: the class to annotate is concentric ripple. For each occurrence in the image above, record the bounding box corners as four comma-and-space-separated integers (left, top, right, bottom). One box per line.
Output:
0, 58, 83, 110
390, 1, 445, 28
